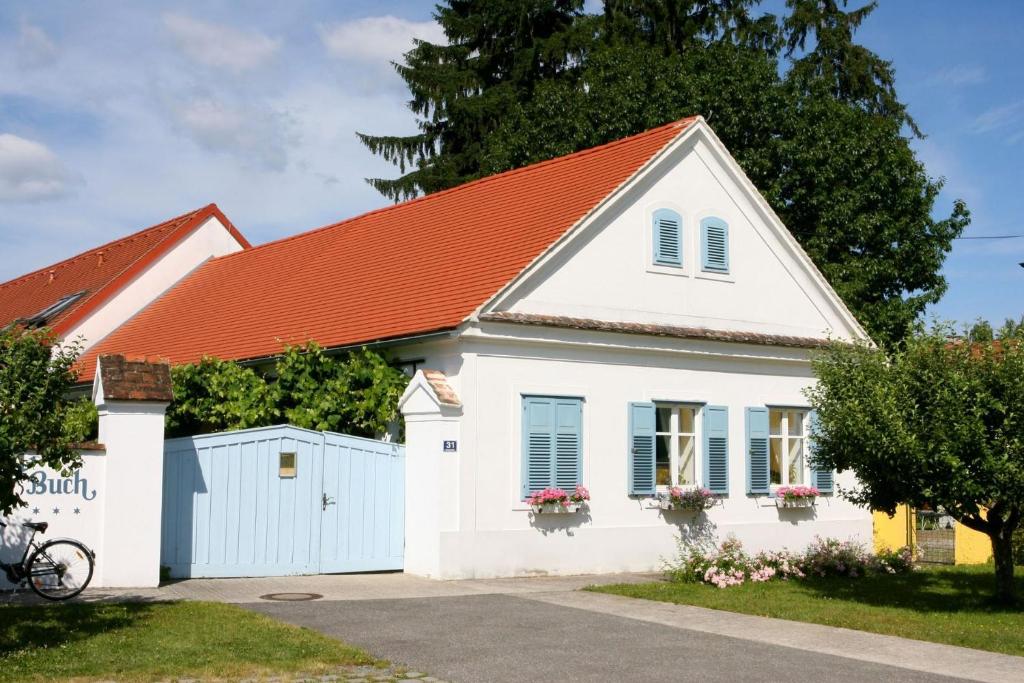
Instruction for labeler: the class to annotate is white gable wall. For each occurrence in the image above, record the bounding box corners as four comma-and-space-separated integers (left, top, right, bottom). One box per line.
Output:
491, 127, 863, 341
63, 216, 245, 352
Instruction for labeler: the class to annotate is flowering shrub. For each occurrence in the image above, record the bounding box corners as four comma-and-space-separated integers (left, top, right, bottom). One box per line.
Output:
870, 545, 914, 574
667, 535, 913, 587
662, 486, 715, 511
776, 485, 820, 503
802, 536, 870, 577
527, 485, 589, 510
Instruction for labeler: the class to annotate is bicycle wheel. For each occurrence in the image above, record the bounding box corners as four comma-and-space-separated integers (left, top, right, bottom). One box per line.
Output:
27, 539, 94, 600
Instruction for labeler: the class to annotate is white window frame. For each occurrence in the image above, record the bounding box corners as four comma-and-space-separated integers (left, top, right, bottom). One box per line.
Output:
654, 403, 701, 488
769, 408, 809, 487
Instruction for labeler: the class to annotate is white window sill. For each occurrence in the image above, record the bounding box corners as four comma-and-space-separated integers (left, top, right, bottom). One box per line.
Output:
695, 271, 734, 283
646, 264, 691, 278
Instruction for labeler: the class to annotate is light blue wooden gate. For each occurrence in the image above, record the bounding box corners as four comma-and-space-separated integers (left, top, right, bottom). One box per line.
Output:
161, 425, 405, 578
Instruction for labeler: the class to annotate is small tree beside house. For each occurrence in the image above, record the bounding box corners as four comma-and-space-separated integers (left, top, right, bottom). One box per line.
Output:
0, 327, 84, 516
807, 327, 1024, 603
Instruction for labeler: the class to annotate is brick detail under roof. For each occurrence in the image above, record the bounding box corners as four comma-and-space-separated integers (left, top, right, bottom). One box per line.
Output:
479, 312, 829, 349
421, 369, 462, 407
97, 354, 173, 402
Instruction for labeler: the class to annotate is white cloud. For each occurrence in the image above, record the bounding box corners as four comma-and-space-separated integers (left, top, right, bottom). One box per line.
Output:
318, 15, 444, 65
162, 13, 280, 73
170, 97, 295, 171
16, 21, 59, 69
0, 134, 77, 202
928, 65, 987, 87
970, 101, 1024, 134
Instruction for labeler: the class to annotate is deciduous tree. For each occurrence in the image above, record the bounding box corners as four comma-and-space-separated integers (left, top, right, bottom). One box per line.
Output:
0, 328, 83, 515
807, 328, 1024, 603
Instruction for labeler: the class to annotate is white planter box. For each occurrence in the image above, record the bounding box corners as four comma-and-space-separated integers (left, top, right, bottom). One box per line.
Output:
657, 499, 706, 512
775, 497, 816, 509
531, 502, 582, 514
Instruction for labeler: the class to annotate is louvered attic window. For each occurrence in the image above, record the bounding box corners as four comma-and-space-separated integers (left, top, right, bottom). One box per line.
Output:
700, 217, 729, 273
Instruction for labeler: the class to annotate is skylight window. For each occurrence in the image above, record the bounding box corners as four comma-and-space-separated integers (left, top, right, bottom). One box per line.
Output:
23, 290, 87, 328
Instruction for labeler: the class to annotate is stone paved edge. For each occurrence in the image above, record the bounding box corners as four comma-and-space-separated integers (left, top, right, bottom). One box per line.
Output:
517, 589, 1022, 683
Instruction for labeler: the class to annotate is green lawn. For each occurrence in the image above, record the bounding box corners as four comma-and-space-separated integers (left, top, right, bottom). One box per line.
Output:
0, 601, 377, 682
588, 564, 1024, 656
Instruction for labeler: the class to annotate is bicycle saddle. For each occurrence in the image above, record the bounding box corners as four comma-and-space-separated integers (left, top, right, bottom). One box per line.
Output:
24, 521, 48, 533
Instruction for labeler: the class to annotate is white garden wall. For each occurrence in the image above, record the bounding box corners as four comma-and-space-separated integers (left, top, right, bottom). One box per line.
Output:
1, 450, 106, 588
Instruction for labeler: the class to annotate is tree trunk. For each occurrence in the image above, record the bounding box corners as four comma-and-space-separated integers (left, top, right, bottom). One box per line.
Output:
991, 530, 1016, 604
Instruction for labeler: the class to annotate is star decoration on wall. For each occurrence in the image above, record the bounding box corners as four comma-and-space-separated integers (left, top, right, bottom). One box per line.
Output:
73, 508, 81, 515
52, 507, 60, 515
32, 507, 40, 514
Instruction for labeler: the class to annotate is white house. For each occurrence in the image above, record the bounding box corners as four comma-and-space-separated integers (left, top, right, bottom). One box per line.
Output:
76, 117, 871, 581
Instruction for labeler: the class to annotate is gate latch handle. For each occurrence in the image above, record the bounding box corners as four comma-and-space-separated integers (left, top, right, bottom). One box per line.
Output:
322, 493, 336, 511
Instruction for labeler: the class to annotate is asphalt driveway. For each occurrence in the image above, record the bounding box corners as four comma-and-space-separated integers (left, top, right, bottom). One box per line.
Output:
247, 593, 969, 683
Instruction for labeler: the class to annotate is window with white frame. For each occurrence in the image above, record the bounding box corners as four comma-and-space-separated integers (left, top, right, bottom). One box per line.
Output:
769, 409, 807, 486
655, 404, 699, 486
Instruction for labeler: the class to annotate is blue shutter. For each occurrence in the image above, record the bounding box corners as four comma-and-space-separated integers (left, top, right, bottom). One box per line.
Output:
521, 396, 582, 499
653, 209, 683, 267
807, 410, 834, 494
628, 402, 656, 495
553, 399, 583, 490
746, 407, 770, 495
701, 217, 729, 273
703, 406, 729, 494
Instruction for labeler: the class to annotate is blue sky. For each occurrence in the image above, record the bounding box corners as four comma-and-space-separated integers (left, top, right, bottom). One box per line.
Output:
1, 1, 1021, 328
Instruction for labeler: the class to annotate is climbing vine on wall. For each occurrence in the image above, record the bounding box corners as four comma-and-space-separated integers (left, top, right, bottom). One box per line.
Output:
164, 343, 410, 440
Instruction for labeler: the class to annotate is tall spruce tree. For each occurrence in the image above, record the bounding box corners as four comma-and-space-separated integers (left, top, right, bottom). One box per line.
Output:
360, 0, 968, 346
358, 0, 589, 201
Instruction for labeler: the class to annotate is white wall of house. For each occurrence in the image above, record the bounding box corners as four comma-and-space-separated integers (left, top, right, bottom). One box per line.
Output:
63, 216, 245, 352
408, 330, 870, 579
492, 129, 863, 341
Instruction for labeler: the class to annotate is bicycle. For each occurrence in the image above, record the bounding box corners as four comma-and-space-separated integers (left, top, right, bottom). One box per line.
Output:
0, 520, 95, 600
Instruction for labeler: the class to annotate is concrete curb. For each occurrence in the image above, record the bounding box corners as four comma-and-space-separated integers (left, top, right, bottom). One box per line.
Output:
519, 590, 1022, 683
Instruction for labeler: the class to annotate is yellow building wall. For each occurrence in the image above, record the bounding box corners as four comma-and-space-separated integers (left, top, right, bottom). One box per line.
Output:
872, 505, 992, 564
873, 505, 912, 552
954, 520, 992, 564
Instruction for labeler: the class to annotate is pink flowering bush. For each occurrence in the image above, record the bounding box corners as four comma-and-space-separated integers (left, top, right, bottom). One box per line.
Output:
667, 535, 913, 587
775, 485, 820, 503
869, 545, 914, 574
662, 486, 715, 511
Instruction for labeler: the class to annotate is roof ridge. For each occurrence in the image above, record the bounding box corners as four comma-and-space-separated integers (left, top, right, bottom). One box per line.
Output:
211, 118, 697, 262
0, 203, 215, 292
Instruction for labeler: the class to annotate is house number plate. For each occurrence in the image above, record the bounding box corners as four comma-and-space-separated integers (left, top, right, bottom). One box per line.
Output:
443, 440, 457, 452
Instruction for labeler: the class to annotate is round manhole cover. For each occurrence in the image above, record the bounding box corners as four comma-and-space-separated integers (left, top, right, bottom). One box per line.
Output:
259, 592, 323, 602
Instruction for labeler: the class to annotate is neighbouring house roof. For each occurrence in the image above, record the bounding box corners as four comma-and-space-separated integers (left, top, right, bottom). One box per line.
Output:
479, 312, 829, 349
93, 354, 173, 402
78, 118, 698, 378
0, 204, 249, 337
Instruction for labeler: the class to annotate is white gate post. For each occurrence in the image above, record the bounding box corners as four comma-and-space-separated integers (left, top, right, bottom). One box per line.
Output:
92, 355, 172, 587
398, 370, 461, 578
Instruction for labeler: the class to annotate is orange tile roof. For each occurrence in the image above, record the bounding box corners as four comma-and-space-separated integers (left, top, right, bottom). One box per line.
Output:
0, 203, 249, 336
79, 118, 696, 379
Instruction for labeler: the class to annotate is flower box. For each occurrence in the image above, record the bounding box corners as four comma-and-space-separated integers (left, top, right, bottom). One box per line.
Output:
659, 486, 715, 512
526, 485, 590, 514
775, 486, 819, 508
531, 502, 582, 514
775, 497, 815, 509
